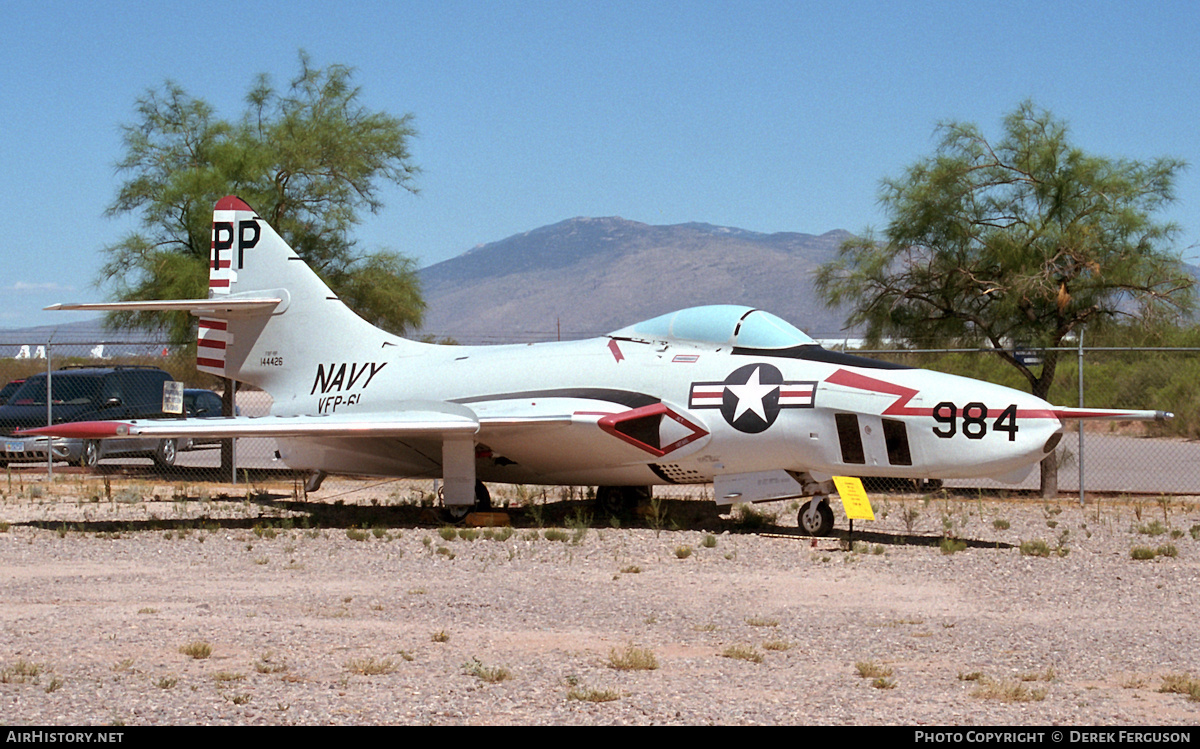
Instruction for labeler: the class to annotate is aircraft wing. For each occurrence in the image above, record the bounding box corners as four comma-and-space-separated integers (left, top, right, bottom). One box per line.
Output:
17, 406, 480, 441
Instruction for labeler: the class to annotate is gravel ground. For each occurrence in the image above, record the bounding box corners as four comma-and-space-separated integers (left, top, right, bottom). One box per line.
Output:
1, 473, 1199, 726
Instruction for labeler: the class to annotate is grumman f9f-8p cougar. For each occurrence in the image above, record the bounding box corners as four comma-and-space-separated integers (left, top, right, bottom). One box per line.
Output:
26, 197, 1171, 534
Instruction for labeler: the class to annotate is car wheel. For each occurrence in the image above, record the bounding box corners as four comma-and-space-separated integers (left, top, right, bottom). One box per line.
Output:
153, 438, 177, 468
81, 440, 100, 468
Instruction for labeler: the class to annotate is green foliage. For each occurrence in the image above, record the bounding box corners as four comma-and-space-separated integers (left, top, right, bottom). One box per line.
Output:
939, 537, 967, 555
816, 99, 1194, 493
817, 102, 1193, 396
1020, 539, 1052, 558
102, 52, 423, 344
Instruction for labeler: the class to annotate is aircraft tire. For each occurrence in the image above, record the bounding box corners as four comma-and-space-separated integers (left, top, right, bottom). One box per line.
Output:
475, 480, 493, 511
441, 481, 492, 522
595, 485, 648, 518
798, 499, 834, 537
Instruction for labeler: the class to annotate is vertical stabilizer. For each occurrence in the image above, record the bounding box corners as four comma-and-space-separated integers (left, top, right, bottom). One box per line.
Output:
197, 196, 422, 396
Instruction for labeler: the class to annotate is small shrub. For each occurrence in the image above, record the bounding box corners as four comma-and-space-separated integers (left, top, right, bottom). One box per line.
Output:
1020, 539, 1051, 558
970, 677, 1047, 702
1137, 520, 1168, 536
745, 616, 779, 627
856, 661, 894, 679
254, 652, 287, 674
544, 528, 569, 542
1158, 673, 1200, 700
721, 645, 763, 664
607, 645, 658, 671
620, 565, 641, 574
345, 527, 369, 541
438, 526, 458, 541
1, 660, 45, 684
462, 657, 511, 683
1130, 546, 1158, 560
675, 545, 692, 559
1158, 544, 1179, 558
702, 534, 718, 548
992, 518, 1011, 530
731, 503, 776, 529
179, 641, 212, 660
872, 677, 897, 689
345, 656, 396, 675
567, 687, 620, 702
432, 630, 450, 643
940, 537, 967, 555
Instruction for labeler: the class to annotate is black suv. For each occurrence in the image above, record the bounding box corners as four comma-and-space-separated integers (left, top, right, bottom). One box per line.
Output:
0, 366, 179, 467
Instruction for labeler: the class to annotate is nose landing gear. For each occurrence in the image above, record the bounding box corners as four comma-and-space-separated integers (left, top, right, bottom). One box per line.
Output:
798, 497, 834, 537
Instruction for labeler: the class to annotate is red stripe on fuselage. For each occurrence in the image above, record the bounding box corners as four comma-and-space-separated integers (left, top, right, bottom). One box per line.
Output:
825, 368, 1060, 421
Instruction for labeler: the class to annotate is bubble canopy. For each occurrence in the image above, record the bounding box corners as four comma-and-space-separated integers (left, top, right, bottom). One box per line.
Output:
608, 305, 815, 349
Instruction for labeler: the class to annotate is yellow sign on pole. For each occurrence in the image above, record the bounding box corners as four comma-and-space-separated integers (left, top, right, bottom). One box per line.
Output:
832, 476, 875, 521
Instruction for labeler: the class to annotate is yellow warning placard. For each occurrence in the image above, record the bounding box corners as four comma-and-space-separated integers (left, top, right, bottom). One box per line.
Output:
832, 476, 875, 521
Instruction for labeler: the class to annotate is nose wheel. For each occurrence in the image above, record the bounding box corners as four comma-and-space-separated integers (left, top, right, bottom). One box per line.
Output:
798, 498, 834, 536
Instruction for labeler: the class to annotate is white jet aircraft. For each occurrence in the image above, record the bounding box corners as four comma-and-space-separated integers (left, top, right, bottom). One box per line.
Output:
28, 196, 1170, 534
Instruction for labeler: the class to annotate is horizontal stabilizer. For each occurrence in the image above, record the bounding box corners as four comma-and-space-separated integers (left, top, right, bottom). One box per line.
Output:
45, 296, 283, 317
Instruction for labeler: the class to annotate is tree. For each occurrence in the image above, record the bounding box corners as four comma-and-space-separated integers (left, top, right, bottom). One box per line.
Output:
101, 52, 425, 344
815, 101, 1194, 496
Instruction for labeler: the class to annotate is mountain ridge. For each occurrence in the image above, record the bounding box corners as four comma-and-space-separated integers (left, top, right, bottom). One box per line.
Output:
418, 217, 854, 343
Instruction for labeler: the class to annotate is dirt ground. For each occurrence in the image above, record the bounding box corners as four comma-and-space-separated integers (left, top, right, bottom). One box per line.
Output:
3, 469, 1200, 725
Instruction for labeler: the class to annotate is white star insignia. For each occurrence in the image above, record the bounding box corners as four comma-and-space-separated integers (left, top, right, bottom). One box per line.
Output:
725, 366, 778, 423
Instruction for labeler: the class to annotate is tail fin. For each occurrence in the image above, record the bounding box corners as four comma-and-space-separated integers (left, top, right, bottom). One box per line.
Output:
49, 196, 423, 397
197, 196, 423, 393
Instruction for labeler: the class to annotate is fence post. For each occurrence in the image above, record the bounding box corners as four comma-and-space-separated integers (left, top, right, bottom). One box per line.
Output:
221, 377, 237, 483
45, 341, 52, 480
1078, 331, 1085, 506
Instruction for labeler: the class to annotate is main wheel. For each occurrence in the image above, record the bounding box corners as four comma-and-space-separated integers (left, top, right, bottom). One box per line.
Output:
441, 481, 492, 521
153, 438, 177, 468
798, 499, 835, 536
81, 440, 100, 468
596, 486, 650, 517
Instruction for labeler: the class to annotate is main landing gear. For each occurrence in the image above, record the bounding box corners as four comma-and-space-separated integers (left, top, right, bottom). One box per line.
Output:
442, 481, 493, 521
595, 485, 650, 518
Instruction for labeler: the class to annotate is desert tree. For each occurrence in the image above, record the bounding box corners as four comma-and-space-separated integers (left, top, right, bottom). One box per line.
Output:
101, 52, 424, 344
816, 101, 1193, 495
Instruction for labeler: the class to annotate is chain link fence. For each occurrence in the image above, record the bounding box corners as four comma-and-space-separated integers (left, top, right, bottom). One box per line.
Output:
1, 339, 1196, 497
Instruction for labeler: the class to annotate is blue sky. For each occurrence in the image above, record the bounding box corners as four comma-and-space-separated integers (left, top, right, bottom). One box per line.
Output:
2, 0, 1197, 330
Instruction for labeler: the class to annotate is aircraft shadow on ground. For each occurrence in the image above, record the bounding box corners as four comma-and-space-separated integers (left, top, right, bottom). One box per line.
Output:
18, 483, 1016, 550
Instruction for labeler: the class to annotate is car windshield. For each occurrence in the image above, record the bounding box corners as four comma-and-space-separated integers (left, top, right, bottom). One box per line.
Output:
7, 375, 102, 407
